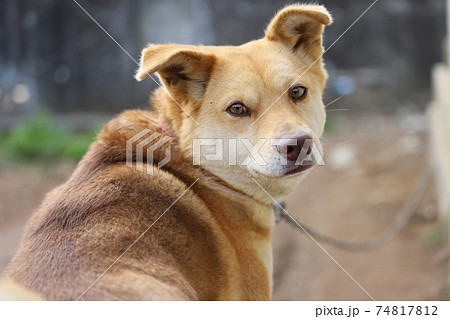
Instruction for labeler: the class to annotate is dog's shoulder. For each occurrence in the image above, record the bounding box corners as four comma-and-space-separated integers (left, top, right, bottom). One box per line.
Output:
24, 109, 202, 234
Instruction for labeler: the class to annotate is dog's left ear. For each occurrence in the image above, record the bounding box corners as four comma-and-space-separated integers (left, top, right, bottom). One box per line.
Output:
265, 5, 332, 61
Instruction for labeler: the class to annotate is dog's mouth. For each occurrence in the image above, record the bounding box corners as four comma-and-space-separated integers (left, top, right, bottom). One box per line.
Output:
283, 163, 314, 177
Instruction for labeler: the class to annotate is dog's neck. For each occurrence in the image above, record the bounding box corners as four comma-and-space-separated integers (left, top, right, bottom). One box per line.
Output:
96, 109, 275, 233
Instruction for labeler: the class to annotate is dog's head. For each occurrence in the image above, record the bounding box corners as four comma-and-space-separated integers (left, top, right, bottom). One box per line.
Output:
136, 4, 332, 202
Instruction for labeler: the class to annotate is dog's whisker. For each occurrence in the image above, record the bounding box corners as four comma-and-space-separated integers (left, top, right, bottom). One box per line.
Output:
320, 137, 353, 147
332, 140, 353, 146
326, 108, 349, 112
319, 137, 334, 146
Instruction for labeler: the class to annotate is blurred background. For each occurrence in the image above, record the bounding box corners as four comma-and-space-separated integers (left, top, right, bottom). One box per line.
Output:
0, 0, 449, 300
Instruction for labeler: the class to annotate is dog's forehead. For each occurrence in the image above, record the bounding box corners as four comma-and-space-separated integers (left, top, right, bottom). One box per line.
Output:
209, 40, 314, 85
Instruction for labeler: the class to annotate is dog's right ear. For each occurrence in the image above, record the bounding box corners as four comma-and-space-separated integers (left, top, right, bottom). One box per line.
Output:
265, 5, 332, 62
135, 44, 215, 101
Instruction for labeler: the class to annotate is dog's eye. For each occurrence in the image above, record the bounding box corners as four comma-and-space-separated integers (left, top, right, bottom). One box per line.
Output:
290, 85, 307, 100
227, 103, 249, 116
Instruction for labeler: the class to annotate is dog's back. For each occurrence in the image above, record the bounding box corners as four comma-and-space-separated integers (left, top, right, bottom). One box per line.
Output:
4, 111, 272, 300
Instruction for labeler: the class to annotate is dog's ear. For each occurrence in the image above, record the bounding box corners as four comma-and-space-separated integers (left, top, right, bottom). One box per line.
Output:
265, 5, 332, 61
135, 44, 215, 101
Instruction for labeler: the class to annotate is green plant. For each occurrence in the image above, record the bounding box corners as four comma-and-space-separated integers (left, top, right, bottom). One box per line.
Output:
424, 224, 447, 247
0, 111, 98, 163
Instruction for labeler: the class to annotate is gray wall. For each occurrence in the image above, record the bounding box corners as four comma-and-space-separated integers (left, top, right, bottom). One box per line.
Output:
0, 0, 447, 115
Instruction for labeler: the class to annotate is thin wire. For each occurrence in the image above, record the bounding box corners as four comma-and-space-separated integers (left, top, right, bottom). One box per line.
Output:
252, 178, 376, 301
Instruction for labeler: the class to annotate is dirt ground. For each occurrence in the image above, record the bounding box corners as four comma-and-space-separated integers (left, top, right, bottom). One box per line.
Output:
0, 113, 448, 300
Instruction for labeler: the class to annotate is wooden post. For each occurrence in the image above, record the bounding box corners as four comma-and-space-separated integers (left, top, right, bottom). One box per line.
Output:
427, 0, 450, 219
447, 0, 450, 63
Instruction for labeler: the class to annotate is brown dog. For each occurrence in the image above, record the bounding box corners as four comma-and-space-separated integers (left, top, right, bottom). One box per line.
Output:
4, 4, 332, 300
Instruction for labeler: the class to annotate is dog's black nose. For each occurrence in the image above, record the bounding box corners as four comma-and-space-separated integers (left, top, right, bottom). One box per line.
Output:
277, 133, 313, 163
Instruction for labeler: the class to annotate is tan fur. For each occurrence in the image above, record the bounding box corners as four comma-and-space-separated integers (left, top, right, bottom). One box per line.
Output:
0, 280, 42, 300
3, 4, 331, 300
